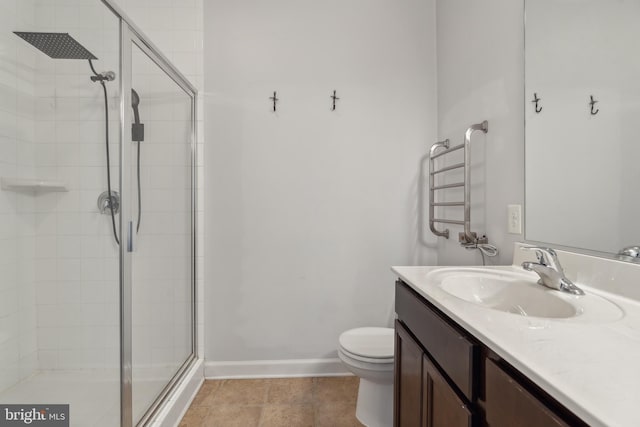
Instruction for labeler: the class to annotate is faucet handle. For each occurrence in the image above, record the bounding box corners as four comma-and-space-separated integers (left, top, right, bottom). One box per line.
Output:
520, 246, 562, 271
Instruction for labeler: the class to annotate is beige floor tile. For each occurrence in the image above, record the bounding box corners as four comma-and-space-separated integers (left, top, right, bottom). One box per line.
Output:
201, 380, 224, 393
313, 376, 359, 404
180, 405, 208, 425
180, 376, 363, 426
266, 378, 314, 404
260, 404, 314, 427
204, 405, 262, 427
210, 379, 270, 405
314, 402, 364, 427
190, 381, 223, 408
179, 416, 206, 427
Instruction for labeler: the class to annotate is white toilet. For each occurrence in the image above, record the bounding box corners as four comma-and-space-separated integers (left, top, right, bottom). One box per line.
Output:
338, 327, 395, 427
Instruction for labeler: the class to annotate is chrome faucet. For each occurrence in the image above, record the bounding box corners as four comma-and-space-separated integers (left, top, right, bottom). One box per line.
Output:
616, 246, 640, 263
521, 246, 584, 295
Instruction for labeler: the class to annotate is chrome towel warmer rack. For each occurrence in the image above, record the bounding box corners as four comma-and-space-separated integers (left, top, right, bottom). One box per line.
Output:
429, 121, 489, 245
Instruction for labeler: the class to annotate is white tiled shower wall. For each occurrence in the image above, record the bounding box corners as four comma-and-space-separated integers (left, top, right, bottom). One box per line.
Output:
0, 0, 39, 392
33, 0, 121, 372
0, 0, 204, 391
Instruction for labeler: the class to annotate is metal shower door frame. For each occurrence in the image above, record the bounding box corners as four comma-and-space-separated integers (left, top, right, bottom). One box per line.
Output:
100, 1, 199, 426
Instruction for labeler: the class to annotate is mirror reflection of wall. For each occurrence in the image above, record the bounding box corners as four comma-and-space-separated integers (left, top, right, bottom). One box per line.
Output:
525, 0, 640, 255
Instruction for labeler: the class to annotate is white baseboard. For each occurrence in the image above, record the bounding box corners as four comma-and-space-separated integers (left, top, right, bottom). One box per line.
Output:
205, 358, 351, 379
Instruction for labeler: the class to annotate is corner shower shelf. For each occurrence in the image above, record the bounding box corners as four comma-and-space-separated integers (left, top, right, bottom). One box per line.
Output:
1, 177, 68, 192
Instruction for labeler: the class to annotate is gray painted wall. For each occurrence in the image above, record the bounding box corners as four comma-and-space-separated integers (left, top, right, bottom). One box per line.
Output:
203, 0, 438, 364
435, 0, 525, 265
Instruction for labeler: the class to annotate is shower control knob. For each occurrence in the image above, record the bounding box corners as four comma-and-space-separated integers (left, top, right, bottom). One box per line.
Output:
97, 190, 120, 215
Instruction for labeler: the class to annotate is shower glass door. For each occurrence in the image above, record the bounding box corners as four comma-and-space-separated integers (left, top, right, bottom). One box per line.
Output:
1, 1, 196, 425
124, 34, 196, 426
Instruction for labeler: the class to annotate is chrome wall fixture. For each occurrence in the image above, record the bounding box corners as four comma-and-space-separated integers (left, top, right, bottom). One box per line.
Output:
428, 121, 490, 245
98, 190, 120, 214
617, 246, 640, 263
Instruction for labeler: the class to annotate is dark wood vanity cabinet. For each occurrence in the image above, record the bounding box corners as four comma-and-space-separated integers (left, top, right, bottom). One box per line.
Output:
395, 321, 424, 427
394, 281, 474, 427
484, 358, 569, 427
422, 342, 473, 427
394, 280, 588, 427
395, 320, 473, 427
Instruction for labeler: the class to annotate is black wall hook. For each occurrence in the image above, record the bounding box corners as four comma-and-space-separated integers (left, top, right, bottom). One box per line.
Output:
269, 91, 279, 112
590, 95, 599, 115
330, 90, 340, 111
532, 93, 542, 113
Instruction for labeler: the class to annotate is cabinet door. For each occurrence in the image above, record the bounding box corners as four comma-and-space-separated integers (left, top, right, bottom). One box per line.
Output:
396, 281, 477, 401
423, 356, 472, 427
395, 320, 423, 427
485, 358, 569, 427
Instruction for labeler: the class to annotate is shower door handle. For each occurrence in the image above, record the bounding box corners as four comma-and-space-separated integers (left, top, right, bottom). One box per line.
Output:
127, 221, 134, 252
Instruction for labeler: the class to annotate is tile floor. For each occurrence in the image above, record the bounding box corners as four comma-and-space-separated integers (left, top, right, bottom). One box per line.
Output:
179, 376, 366, 427
0, 369, 120, 427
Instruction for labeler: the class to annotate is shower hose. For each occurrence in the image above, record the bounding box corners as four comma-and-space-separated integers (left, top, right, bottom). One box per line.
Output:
88, 59, 143, 245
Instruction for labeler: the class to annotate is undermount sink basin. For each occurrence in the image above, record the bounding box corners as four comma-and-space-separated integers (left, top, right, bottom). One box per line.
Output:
425, 268, 623, 322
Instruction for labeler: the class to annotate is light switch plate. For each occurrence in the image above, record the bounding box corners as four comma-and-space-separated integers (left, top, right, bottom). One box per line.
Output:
508, 204, 522, 234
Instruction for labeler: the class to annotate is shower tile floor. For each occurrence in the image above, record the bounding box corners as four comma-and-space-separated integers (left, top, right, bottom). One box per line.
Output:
0, 367, 176, 426
0, 370, 120, 427
179, 376, 365, 427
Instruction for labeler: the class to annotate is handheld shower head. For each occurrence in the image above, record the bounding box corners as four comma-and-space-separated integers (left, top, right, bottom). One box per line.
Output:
131, 88, 144, 142
131, 89, 140, 109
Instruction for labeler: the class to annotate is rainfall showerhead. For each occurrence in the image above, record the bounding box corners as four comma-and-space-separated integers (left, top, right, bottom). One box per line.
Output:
14, 32, 97, 60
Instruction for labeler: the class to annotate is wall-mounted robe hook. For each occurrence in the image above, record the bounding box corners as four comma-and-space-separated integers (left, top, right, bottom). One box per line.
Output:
532, 93, 542, 113
330, 90, 340, 111
590, 95, 599, 115
269, 91, 279, 112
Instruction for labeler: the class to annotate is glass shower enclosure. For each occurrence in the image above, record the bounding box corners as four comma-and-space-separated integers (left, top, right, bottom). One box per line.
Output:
0, 1, 197, 426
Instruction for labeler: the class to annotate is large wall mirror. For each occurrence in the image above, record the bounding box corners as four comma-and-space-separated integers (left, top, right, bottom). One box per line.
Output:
525, 0, 640, 257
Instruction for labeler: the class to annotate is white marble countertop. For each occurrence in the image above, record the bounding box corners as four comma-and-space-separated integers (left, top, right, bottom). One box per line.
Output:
392, 264, 640, 427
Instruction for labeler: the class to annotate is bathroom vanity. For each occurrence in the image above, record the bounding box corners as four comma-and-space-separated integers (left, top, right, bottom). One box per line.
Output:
392, 247, 640, 427
394, 280, 584, 427
395, 0, 640, 424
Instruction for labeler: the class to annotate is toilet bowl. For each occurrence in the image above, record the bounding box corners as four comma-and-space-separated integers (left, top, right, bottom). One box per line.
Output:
338, 327, 395, 427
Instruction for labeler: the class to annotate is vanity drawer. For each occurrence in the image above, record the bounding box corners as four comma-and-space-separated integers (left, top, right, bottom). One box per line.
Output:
395, 280, 477, 401
485, 358, 568, 427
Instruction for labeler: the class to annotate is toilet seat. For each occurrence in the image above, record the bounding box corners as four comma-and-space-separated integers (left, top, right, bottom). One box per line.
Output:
338, 327, 394, 364
337, 327, 395, 427
338, 347, 393, 370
